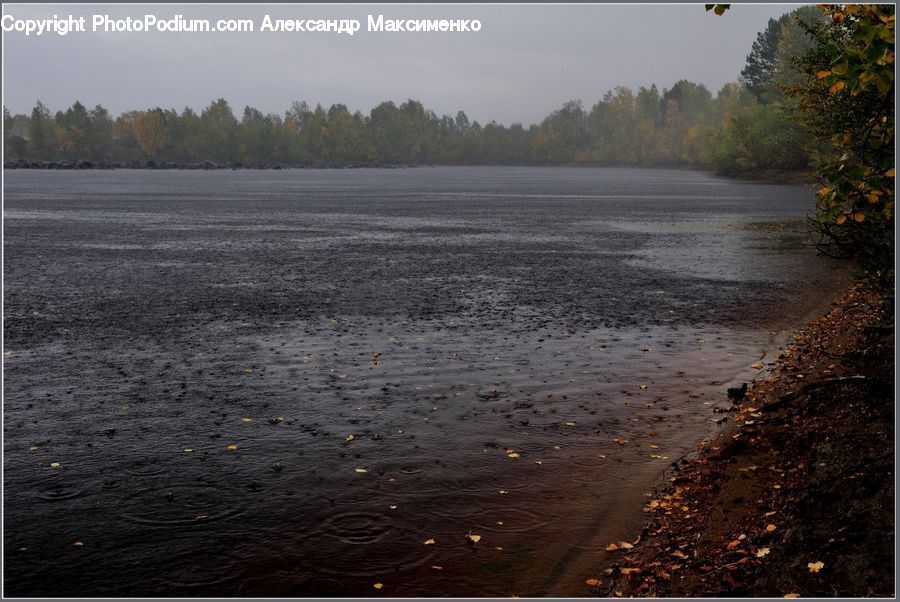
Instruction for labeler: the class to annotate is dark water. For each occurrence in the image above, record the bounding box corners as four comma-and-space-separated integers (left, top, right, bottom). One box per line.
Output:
3, 167, 845, 596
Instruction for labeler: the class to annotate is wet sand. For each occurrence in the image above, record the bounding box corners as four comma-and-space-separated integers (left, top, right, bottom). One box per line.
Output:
3, 167, 847, 596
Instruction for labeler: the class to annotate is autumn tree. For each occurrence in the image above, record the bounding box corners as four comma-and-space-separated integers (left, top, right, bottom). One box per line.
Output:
788, 4, 895, 292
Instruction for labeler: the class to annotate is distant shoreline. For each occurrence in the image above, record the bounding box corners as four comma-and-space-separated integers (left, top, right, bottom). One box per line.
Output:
3, 159, 814, 184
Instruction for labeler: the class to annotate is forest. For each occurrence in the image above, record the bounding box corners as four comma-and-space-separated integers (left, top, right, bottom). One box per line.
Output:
4, 7, 824, 174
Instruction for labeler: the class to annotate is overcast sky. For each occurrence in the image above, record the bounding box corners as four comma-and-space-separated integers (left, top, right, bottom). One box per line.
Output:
2, 3, 802, 125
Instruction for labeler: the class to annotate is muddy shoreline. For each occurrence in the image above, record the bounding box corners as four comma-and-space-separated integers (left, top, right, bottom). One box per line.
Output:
594, 282, 894, 597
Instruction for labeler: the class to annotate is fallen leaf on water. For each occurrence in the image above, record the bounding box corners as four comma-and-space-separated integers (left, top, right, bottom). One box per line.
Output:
373, 583, 383, 590
424, 538, 436, 545
3, 350, 13, 357
196, 514, 209, 521
227, 444, 238, 451
466, 532, 482, 544
585, 578, 601, 586
496, 521, 504, 526
752, 363, 764, 370
73, 541, 84, 547
784, 594, 800, 599
618, 541, 634, 549
766, 524, 777, 532
606, 543, 619, 551
756, 547, 770, 558
808, 561, 824, 573
613, 438, 628, 445
346, 434, 354, 441
534, 460, 543, 465
354, 468, 368, 473
639, 385, 648, 390
565, 421, 576, 426
242, 417, 252, 423
50, 462, 61, 469
243, 368, 253, 373
431, 565, 443, 570
389, 505, 397, 510
29, 446, 39, 452
507, 452, 520, 459
183, 448, 194, 453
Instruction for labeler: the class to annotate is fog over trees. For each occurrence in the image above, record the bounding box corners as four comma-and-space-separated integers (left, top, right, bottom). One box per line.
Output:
2, 7, 825, 173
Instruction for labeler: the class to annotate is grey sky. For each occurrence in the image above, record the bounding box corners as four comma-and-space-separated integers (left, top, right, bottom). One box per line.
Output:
2, 3, 802, 125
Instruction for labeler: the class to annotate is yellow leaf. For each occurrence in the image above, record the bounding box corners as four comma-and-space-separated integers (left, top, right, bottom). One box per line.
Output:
618, 541, 634, 549
752, 363, 764, 370
50, 462, 61, 468
507, 452, 520, 459
756, 547, 770, 558
227, 444, 237, 450
816, 70, 832, 79
424, 538, 436, 545
606, 543, 619, 551
354, 468, 368, 473
853, 213, 865, 223
243, 368, 253, 373
345, 434, 354, 441
585, 578, 601, 586
835, 215, 847, 225
466, 532, 482, 544
784, 594, 801, 599
766, 524, 777, 532
183, 448, 194, 453
564, 421, 576, 426
808, 561, 824, 573
830, 80, 846, 94
887, 168, 895, 178
373, 583, 383, 590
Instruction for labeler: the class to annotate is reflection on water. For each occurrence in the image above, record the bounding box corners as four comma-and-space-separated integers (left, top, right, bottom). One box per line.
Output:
4, 167, 845, 596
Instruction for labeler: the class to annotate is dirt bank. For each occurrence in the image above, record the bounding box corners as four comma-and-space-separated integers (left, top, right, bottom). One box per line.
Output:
593, 282, 894, 597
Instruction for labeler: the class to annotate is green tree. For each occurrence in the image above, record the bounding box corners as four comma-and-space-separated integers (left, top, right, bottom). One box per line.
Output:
787, 4, 895, 291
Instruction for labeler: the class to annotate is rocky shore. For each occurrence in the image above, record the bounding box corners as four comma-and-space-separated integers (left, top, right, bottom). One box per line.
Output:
591, 282, 894, 597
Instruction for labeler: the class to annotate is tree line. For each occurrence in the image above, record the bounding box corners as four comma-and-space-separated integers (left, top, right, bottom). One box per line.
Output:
4, 8, 826, 173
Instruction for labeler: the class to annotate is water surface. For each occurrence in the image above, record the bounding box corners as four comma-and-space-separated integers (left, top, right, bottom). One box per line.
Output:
3, 167, 845, 596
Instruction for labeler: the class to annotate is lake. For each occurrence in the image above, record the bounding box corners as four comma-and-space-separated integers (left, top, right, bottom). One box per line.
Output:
3, 166, 846, 596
